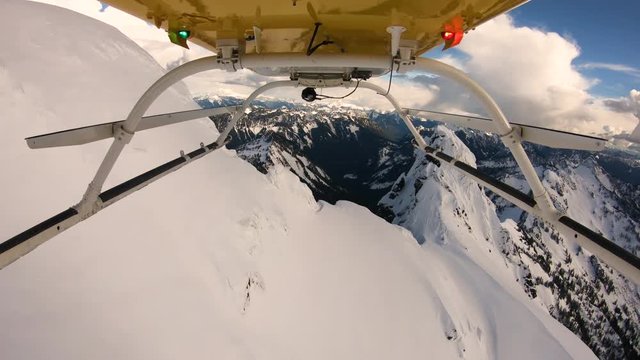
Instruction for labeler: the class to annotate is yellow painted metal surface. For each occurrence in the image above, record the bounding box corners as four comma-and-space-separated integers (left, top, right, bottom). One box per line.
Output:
102, 0, 527, 55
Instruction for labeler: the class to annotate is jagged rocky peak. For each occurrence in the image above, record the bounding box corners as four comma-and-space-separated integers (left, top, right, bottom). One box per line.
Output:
379, 126, 505, 250
430, 125, 478, 165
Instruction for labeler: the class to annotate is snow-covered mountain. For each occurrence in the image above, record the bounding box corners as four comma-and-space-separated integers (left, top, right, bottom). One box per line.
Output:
0, 1, 607, 359
461, 132, 640, 358
384, 127, 640, 359
200, 98, 640, 358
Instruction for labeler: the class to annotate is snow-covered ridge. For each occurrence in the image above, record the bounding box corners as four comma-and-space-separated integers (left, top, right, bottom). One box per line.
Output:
204, 95, 640, 357
0, 1, 594, 359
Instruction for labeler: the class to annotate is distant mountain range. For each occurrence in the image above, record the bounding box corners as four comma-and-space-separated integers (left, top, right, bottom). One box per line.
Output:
198, 96, 640, 359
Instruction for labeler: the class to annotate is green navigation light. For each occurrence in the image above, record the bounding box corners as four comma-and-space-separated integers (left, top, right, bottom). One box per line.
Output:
177, 30, 191, 40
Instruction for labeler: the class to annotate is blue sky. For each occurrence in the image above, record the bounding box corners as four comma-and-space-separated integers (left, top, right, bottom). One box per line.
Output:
510, 0, 639, 97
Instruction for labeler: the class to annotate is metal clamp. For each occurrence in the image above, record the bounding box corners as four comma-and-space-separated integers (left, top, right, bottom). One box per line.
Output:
216, 39, 240, 71
499, 126, 522, 145
113, 125, 134, 145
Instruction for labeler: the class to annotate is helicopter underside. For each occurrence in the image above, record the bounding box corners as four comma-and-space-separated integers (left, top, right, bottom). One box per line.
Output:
101, 0, 528, 56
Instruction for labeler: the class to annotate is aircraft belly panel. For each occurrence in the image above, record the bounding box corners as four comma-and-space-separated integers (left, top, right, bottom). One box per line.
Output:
102, 0, 527, 55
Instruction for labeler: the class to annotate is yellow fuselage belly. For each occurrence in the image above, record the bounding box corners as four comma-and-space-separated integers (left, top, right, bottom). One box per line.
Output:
102, 0, 527, 56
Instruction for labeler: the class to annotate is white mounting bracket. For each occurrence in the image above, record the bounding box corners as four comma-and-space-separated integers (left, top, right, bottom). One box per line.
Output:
297, 77, 344, 88
217, 39, 240, 70
252, 26, 263, 54
396, 39, 417, 71
386, 26, 406, 57
500, 126, 522, 145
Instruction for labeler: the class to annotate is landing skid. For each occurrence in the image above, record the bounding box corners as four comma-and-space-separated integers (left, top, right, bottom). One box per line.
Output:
1, 54, 638, 284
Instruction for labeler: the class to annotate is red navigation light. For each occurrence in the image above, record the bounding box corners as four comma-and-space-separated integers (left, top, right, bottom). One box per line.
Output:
441, 31, 455, 41
441, 16, 464, 50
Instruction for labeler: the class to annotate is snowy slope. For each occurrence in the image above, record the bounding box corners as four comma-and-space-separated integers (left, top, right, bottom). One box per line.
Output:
0, 1, 595, 359
380, 125, 640, 358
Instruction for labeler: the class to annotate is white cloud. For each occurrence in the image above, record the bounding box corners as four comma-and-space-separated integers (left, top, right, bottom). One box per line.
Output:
396, 15, 637, 135
433, 54, 467, 72
578, 63, 640, 78
604, 89, 640, 119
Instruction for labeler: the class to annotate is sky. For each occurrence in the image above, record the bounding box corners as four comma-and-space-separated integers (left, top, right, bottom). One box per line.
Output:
510, 0, 640, 98
29, 0, 640, 136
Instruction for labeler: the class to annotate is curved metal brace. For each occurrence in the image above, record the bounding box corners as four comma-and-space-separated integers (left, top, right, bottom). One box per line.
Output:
358, 82, 428, 148
414, 58, 557, 217
76, 59, 295, 218
77, 56, 224, 216
215, 80, 298, 143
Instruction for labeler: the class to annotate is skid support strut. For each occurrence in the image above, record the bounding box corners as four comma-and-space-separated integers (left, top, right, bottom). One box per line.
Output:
414, 58, 557, 217
76, 56, 222, 217
0, 60, 294, 269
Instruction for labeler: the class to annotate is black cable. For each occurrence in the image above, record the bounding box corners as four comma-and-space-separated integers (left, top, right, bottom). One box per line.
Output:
380, 56, 395, 96
307, 40, 334, 56
306, 22, 334, 56
307, 23, 321, 56
316, 80, 361, 100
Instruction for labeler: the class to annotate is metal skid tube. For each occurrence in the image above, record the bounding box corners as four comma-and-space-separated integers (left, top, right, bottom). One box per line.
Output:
420, 140, 640, 284
26, 106, 244, 149
402, 108, 607, 152
0, 139, 225, 269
